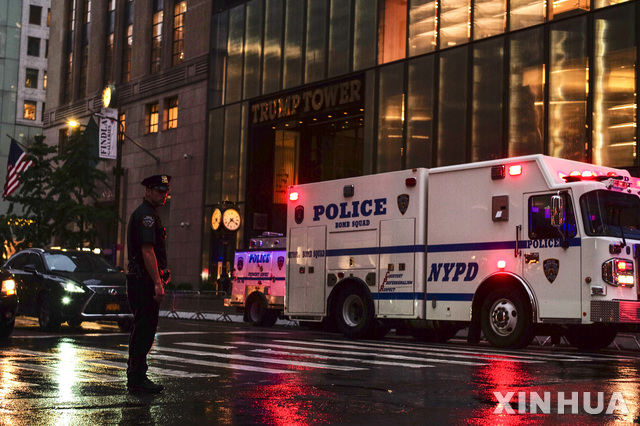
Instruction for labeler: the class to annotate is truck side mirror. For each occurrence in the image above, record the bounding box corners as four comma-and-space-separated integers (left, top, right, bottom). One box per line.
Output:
551, 195, 564, 228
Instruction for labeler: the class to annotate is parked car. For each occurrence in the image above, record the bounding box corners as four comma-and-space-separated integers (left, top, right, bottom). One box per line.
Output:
4, 248, 133, 332
0, 268, 18, 338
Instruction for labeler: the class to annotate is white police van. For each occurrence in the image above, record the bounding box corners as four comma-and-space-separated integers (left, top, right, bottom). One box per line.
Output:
225, 233, 286, 326
285, 155, 640, 349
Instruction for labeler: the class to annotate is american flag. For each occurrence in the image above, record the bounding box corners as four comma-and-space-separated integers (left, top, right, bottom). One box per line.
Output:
3, 138, 34, 199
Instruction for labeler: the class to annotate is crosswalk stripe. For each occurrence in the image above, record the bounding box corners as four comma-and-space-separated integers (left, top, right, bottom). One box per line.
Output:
178, 342, 435, 368
296, 339, 590, 363
313, 339, 627, 362
86, 359, 218, 378
229, 341, 487, 366
250, 348, 435, 368
156, 346, 368, 371
79, 347, 298, 375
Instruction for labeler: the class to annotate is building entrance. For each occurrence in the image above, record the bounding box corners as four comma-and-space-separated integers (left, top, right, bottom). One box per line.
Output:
246, 108, 364, 240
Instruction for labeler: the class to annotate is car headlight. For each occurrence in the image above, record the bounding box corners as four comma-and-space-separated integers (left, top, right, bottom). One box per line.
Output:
61, 281, 85, 293
1, 279, 16, 296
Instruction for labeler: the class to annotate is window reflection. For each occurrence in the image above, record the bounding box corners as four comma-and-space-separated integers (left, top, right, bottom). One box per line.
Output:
378, 63, 405, 172
409, 0, 436, 56
474, 0, 505, 40
509, 28, 544, 156
263, 0, 283, 95
440, 0, 470, 48
353, 0, 377, 70
438, 47, 468, 165
328, 0, 351, 77
283, 0, 303, 89
550, 0, 589, 20
379, 0, 407, 63
510, 0, 545, 30
305, 0, 327, 83
591, 5, 636, 168
243, 0, 263, 99
472, 38, 504, 162
226, 5, 245, 104
407, 56, 434, 168
548, 17, 588, 161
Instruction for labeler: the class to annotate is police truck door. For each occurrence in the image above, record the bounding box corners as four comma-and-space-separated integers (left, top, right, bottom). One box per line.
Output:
286, 226, 327, 315
522, 191, 581, 320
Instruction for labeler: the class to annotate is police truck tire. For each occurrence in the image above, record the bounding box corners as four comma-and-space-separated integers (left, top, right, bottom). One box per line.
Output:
564, 324, 617, 350
246, 294, 277, 327
481, 288, 534, 349
38, 298, 62, 332
334, 284, 374, 339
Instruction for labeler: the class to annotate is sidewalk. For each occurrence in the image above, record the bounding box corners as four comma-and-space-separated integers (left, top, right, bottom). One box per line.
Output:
159, 292, 640, 352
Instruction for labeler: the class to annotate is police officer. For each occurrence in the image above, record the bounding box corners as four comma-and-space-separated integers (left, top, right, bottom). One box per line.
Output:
125, 174, 171, 393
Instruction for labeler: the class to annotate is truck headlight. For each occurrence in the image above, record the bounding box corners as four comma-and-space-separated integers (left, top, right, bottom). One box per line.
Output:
1, 279, 16, 296
602, 259, 634, 287
61, 282, 85, 293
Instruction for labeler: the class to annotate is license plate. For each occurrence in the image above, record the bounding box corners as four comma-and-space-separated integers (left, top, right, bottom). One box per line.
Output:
106, 303, 120, 312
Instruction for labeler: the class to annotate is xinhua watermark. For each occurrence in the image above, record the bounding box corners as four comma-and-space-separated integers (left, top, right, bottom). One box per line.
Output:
493, 391, 629, 415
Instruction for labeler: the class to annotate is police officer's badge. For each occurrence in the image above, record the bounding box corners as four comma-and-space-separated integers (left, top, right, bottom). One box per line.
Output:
277, 256, 285, 270
295, 206, 304, 224
543, 259, 559, 283
237, 257, 244, 271
142, 215, 155, 228
397, 194, 410, 215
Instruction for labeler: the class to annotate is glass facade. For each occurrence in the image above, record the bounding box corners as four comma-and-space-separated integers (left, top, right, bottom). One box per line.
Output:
206, 0, 640, 251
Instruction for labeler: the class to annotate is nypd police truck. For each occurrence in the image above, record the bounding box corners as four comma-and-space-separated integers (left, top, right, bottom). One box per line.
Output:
285, 154, 640, 349
224, 233, 286, 326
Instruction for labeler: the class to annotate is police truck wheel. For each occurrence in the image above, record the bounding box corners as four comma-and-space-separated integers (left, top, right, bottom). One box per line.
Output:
38, 299, 62, 332
247, 298, 266, 325
564, 324, 617, 350
481, 289, 534, 349
334, 284, 374, 339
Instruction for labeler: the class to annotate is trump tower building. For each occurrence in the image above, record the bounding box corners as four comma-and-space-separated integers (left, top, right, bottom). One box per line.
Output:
45, 0, 639, 287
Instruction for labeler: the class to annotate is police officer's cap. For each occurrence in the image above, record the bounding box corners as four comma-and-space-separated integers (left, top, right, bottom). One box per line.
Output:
141, 174, 171, 191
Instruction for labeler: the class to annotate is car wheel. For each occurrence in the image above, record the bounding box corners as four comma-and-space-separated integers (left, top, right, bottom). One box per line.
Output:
39, 298, 62, 332
0, 320, 15, 338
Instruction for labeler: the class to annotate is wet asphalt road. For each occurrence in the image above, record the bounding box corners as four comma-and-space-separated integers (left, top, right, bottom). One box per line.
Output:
1, 316, 639, 425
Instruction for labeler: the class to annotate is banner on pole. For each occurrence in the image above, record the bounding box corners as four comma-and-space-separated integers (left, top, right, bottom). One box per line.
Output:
99, 107, 118, 159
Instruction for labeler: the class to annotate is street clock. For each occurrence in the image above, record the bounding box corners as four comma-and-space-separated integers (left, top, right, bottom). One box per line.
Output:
222, 207, 242, 232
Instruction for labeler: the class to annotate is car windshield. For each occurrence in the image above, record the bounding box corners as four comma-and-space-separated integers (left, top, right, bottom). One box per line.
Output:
580, 190, 640, 239
43, 252, 118, 273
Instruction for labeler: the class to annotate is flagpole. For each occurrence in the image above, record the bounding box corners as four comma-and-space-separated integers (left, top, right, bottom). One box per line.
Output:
5, 135, 28, 150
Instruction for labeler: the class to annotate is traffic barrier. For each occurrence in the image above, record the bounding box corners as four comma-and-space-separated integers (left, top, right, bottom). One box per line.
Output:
162, 291, 233, 322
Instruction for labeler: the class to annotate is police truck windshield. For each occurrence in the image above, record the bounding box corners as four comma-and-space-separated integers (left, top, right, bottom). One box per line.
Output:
580, 190, 640, 239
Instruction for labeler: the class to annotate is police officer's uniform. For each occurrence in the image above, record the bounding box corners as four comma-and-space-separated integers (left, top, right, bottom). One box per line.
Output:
126, 174, 170, 393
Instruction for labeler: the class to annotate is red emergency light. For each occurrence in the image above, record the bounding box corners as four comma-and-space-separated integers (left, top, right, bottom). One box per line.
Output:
508, 165, 522, 176
289, 191, 299, 201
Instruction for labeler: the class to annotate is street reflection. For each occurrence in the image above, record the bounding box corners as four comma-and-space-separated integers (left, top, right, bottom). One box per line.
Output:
237, 375, 334, 425
0, 356, 21, 426
55, 341, 81, 402
466, 360, 536, 425
464, 358, 640, 424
